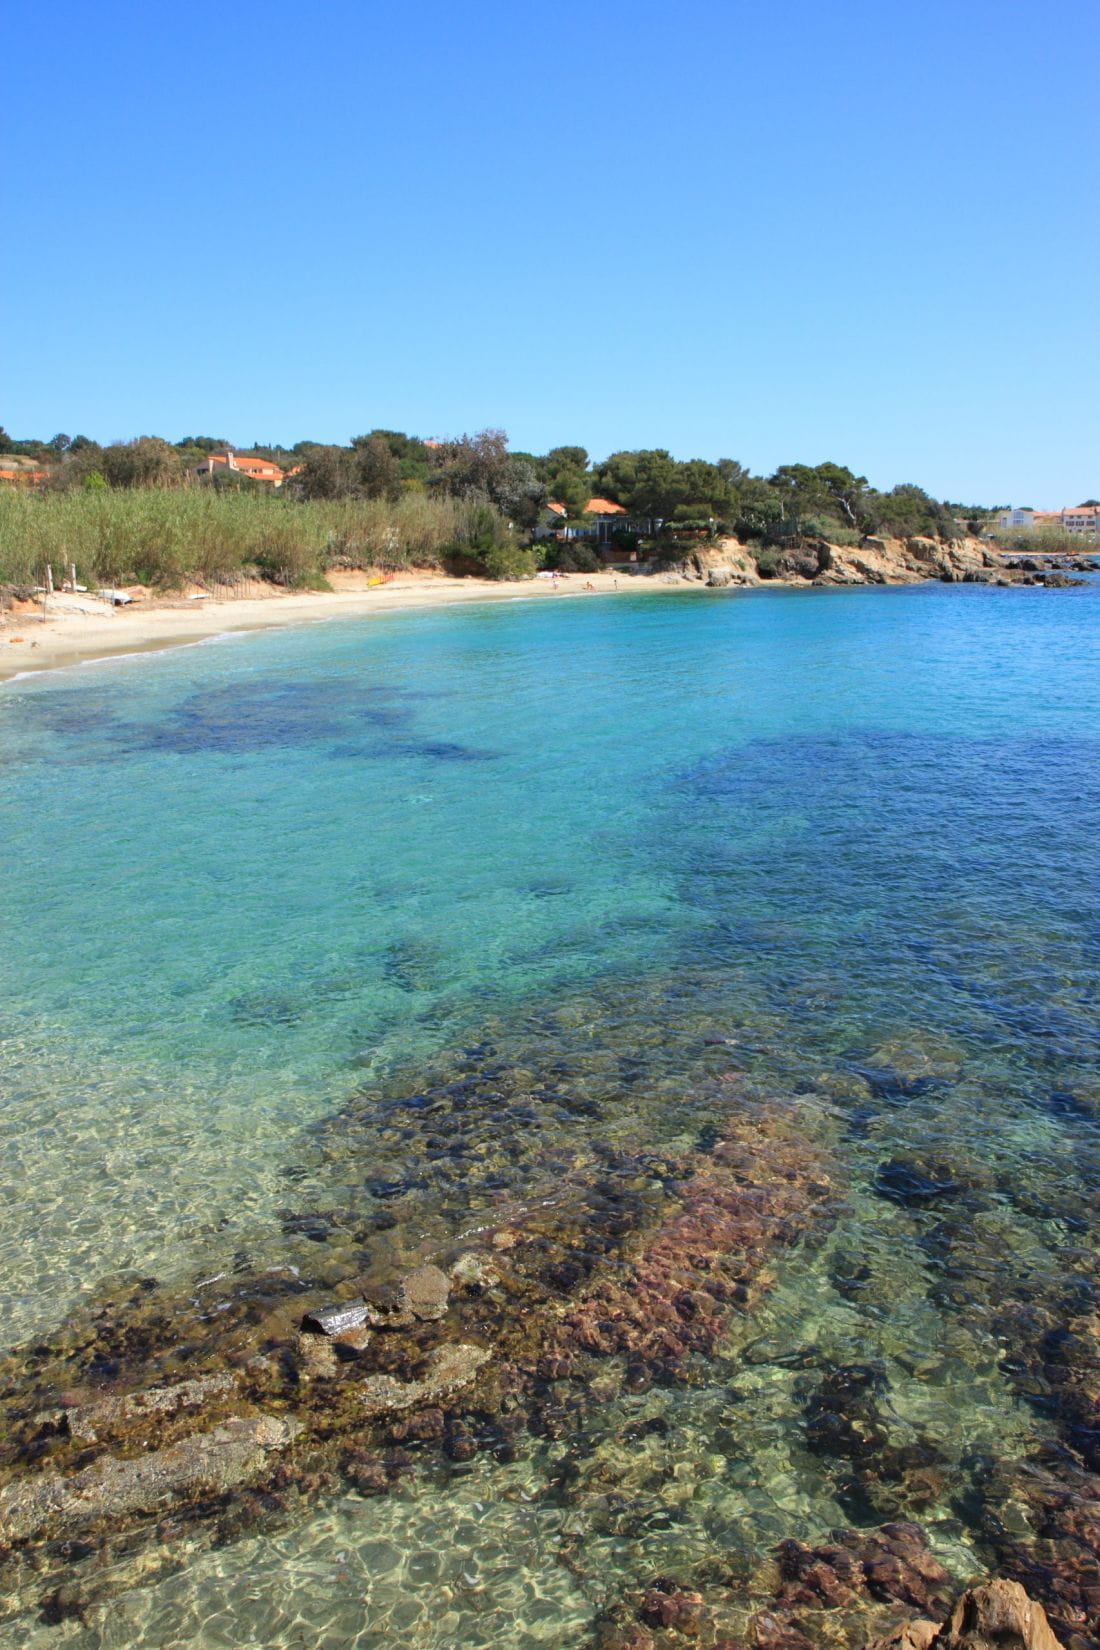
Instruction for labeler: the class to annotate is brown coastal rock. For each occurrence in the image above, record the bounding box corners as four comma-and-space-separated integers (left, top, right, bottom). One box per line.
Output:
640, 1583, 709, 1635
862, 1580, 1065, 1650
934, 1581, 1064, 1650
860, 1624, 940, 1650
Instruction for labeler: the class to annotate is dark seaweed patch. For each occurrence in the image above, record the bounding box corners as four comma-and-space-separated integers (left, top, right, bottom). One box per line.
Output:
842, 1062, 948, 1102
131, 680, 415, 755
227, 992, 305, 1028
105, 677, 460, 759
382, 939, 446, 993
330, 738, 496, 763
378, 739, 496, 763
874, 1158, 960, 1206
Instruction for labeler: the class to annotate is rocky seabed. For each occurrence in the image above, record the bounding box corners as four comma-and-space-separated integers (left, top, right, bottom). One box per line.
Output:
0, 980, 1097, 1648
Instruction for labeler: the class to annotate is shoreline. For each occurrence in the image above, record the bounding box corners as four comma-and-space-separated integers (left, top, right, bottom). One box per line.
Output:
0, 570, 685, 683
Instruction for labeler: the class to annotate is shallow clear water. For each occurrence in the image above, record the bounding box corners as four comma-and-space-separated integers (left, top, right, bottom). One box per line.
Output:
1, 582, 1098, 1646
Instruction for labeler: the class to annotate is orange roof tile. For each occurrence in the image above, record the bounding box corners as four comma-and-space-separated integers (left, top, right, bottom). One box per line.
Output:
545, 501, 567, 516
198, 453, 284, 479
584, 497, 627, 515
234, 457, 282, 474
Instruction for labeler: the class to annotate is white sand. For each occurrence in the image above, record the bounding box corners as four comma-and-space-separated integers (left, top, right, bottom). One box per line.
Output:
0, 570, 689, 683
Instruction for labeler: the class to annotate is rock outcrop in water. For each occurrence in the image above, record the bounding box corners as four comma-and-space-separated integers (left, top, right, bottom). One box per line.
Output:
0, 977, 1096, 1647
0, 1074, 839, 1632
860, 1579, 1065, 1650
596, 1524, 992, 1650
598, 1544, 1070, 1650
0, 1414, 300, 1543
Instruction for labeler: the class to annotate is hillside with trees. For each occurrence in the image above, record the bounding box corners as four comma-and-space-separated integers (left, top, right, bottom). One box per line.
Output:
0, 422, 999, 591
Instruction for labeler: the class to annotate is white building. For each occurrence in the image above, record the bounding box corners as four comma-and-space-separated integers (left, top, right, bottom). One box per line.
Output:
995, 509, 1039, 529
995, 506, 1099, 537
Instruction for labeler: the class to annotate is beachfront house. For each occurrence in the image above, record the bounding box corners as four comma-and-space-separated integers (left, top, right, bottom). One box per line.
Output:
535, 496, 650, 551
192, 451, 285, 486
996, 505, 1100, 538
1058, 506, 1100, 538
995, 509, 1039, 530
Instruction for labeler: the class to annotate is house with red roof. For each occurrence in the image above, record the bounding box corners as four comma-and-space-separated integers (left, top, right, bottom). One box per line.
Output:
192, 451, 285, 486
536, 495, 643, 550
0, 456, 47, 487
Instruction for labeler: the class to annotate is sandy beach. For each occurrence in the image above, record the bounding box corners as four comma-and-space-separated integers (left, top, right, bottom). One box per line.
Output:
0, 568, 684, 683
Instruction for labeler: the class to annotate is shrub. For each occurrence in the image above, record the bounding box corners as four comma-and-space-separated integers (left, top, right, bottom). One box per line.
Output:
445, 502, 535, 580
478, 538, 537, 580
752, 547, 781, 578
540, 540, 601, 573
651, 535, 702, 566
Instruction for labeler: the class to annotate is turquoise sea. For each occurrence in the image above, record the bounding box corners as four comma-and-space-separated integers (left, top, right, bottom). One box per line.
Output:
1, 582, 1098, 1647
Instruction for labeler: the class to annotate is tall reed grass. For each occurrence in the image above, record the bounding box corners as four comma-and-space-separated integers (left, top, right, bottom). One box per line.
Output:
993, 526, 1091, 556
0, 488, 492, 589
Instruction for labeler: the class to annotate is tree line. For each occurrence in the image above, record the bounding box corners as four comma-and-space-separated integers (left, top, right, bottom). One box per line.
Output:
0, 424, 993, 550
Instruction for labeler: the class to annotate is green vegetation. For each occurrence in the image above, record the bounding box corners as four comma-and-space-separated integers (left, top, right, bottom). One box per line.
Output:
995, 526, 1086, 556
0, 421, 1014, 591
0, 488, 510, 590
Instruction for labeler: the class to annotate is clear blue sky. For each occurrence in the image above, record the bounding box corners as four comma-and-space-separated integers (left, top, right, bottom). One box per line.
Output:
5, 0, 1097, 505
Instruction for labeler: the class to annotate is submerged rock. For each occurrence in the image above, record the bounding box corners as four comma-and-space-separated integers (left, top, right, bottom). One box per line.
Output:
551, 1102, 835, 1371
801, 1363, 946, 1518
58, 1371, 237, 1444
775, 1522, 953, 1618
640, 1580, 708, 1634
293, 1331, 340, 1380
874, 1159, 960, 1207
449, 1250, 500, 1290
360, 1263, 452, 1327
359, 1342, 489, 1418
865, 1628, 940, 1650
0, 1415, 299, 1543
397, 1263, 451, 1321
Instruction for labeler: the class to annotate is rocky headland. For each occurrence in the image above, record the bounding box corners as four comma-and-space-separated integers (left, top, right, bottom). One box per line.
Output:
689, 535, 1094, 590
